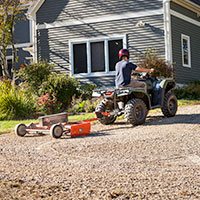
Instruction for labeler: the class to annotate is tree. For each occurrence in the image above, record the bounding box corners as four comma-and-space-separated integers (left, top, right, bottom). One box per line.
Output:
0, 0, 31, 79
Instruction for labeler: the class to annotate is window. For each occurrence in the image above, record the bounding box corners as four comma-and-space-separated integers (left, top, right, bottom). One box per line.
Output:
73, 43, 87, 74
70, 36, 126, 76
5, 56, 13, 77
7, 58, 13, 76
91, 41, 105, 72
181, 34, 191, 68
108, 39, 123, 71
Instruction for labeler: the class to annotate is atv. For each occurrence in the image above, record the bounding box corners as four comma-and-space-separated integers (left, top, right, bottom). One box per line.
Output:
92, 74, 178, 126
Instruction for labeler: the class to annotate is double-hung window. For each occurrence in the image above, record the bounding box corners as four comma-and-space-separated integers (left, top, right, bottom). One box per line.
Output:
70, 35, 126, 76
181, 34, 191, 68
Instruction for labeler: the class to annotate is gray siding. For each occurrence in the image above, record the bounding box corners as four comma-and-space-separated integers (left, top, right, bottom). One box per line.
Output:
171, 3, 200, 84
37, 14, 165, 86
36, 0, 163, 24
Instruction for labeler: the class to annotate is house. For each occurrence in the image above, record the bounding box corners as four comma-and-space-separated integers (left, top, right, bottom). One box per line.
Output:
28, 0, 200, 86
4, 4, 33, 77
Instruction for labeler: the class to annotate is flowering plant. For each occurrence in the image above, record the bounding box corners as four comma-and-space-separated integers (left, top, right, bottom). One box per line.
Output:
37, 93, 62, 114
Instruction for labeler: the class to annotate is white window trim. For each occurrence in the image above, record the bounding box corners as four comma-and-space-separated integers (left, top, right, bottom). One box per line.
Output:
69, 35, 127, 78
181, 34, 191, 68
6, 56, 13, 62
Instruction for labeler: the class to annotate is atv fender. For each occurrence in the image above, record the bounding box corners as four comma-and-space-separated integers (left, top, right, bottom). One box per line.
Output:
159, 79, 176, 91
131, 91, 151, 110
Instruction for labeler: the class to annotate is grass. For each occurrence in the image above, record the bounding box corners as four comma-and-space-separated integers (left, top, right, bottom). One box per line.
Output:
68, 113, 96, 122
0, 100, 199, 135
178, 99, 200, 106
0, 119, 37, 134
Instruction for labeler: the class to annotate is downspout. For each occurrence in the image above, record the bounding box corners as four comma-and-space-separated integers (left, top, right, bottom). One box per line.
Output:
27, 0, 46, 63
27, 13, 38, 63
32, 14, 38, 63
163, 0, 173, 64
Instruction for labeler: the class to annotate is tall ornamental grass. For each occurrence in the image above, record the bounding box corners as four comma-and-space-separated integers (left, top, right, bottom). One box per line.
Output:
0, 80, 35, 120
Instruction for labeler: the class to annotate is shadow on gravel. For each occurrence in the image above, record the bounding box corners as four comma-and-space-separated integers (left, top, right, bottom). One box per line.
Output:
90, 125, 134, 134
85, 132, 111, 138
60, 131, 111, 139
145, 114, 200, 126
24, 134, 46, 138
20, 114, 199, 139
70, 113, 200, 137
64, 127, 131, 139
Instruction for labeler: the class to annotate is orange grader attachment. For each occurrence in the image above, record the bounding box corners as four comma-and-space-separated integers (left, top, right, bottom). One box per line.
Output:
67, 118, 98, 138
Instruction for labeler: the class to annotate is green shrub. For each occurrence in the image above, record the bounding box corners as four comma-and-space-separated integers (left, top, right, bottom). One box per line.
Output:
69, 97, 86, 113
17, 61, 97, 115
0, 80, 35, 120
38, 73, 79, 113
17, 62, 54, 95
77, 83, 96, 100
68, 97, 99, 114
175, 81, 200, 100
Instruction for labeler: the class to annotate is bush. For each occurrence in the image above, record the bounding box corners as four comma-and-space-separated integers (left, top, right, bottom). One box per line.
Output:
68, 97, 99, 114
175, 81, 200, 100
17, 61, 97, 115
38, 73, 79, 113
17, 62, 54, 95
36, 93, 62, 115
77, 83, 96, 100
0, 80, 35, 120
138, 48, 174, 78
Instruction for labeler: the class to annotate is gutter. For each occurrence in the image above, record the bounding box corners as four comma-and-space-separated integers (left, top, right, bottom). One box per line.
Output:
27, 0, 45, 17
163, 0, 173, 64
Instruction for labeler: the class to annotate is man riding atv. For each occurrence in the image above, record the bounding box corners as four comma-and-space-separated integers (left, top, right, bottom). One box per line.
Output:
115, 49, 154, 89
93, 49, 178, 126
115, 49, 154, 111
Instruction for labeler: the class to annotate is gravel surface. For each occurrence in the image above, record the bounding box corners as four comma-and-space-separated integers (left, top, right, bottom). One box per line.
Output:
0, 105, 200, 200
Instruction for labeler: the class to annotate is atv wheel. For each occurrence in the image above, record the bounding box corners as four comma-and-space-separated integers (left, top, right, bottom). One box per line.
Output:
125, 98, 148, 126
95, 101, 117, 125
161, 91, 177, 117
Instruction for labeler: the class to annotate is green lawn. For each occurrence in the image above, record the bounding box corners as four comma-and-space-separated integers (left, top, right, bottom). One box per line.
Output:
0, 100, 199, 135
0, 119, 37, 134
178, 99, 200, 106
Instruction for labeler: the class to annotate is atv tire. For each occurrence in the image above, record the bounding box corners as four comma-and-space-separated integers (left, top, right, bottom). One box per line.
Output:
95, 102, 117, 125
125, 98, 148, 126
161, 91, 178, 117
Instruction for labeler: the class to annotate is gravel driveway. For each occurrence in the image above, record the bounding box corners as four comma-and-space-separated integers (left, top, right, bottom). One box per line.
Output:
0, 105, 200, 200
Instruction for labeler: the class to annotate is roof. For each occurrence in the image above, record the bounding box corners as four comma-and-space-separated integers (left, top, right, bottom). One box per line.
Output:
28, 0, 45, 16
28, 0, 200, 17
189, 0, 200, 6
